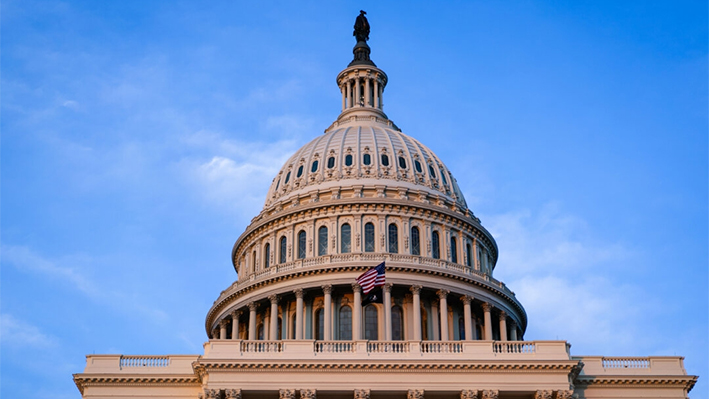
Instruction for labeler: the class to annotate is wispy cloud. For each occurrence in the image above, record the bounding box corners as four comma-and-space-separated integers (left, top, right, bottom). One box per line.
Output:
0, 313, 56, 348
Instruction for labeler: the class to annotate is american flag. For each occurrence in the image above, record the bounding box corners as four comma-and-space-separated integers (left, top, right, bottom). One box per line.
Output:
355, 262, 386, 294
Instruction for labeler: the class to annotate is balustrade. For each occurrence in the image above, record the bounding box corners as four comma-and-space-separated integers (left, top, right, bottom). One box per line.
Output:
367, 341, 410, 353
602, 357, 650, 369
120, 356, 171, 367
493, 342, 535, 354
315, 341, 355, 353
241, 341, 283, 353
421, 342, 463, 353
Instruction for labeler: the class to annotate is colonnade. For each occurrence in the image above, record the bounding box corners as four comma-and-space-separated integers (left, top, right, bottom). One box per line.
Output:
340, 71, 385, 111
214, 283, 521, 342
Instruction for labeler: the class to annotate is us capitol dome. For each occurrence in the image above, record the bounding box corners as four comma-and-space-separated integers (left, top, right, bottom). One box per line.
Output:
73, 12, 697, 399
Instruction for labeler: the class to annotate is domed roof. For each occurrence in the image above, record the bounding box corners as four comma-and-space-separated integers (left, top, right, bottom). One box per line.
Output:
264, 120, 468, 211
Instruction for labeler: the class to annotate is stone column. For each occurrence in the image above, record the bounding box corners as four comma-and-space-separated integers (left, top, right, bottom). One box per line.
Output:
352, 283, 362, 340
499, 311, 508, 341
410, 285, 422, 341
482, 302, 493, 340
231, 310, 241, 340
437, 290, 450, 341
300, 389, 316, 399
407, 389, 424, 399
322, 284, 333, 340
295, 288, 304, 340
355, 78, 361, 106
346, 80, 352, 109
269, 294, 279, 340
374, 79, 379, 109
225, 389, 242, 399
460, 390, 478, 399
279, 389, 296, 399
510, 320, 518, 341
248, 302, 258, 340
473, 238, 480, 270
354, 389, 370, 399
384, 283, 393, 340
461, 296, 473, 341
364, 76, 371, 107
341, 86, 346, 111
219, 319, 227, 339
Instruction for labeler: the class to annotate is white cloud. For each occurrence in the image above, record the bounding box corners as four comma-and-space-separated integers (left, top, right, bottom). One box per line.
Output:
0, 313, 56, 348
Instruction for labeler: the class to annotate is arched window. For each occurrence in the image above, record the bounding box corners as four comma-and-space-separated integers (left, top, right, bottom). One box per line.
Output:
428, 164, 436, 179
414, 160, 422, 173
285, 171, 291, 183
327, 156, 335, 169
398, 156, 407, 169
440, 169, 448, 184
381, 154, 389, 166
341, 223, 351, 253
311, 160, 319, 173
364, 305, 378, 340
315, 308, 324, 340
363, 153, 371, 165
364, 223, 375, 252
450, 236, 458, 263
432, 231, 440, 259
275, 178, 280, 190
318, 226, 328, 256
252, 250, 257, 271
411, 226, 420, 255
298, 231, 306, 259
345, 154, 353, 166
459, 317, 465, 340
466, 243, 472, 267
279, 236, 287, 263
392, 305, 403, 340
388, 223, 398, 253
339, 306, 352, 340
264, 243, 270, 268
297, 165, 304, 178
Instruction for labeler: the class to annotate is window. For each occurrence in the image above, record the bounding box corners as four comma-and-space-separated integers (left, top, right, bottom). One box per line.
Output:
279, 236, 287, 263
327, 156, 335, 169
341, 223, 351, 253
441, 169, 448, 184
258, 323, 264, 340
311, 160, 319, 173
392, 306, 403, 340
345, 154, 353, 166
315, 309, 324, 340
415, 160, 422, 173
364, 305, 378, 340
398, 156, 406, 169
459, 317, 465, 340
285, 171, 291, 183
364, 223, 375, 252
388, 223, 398, 253
318, 226, 328, 256
278, 317, 283, 340
339, 306, 352, 340
297, 165, 304, 178
275, 178, 280, 190
298, 230, 306, 259
381, 154, 390, 166
450, 236, 458, 263
291, 313, 296, 339
466, 243, 472, 267
411, 226, 420, 256
428, 164, 436, 179
363, 153, 371, 165
421, 308, 429, 340
252, 251, 257, 271
264, 243, 270, 268
432, 231, 440, 259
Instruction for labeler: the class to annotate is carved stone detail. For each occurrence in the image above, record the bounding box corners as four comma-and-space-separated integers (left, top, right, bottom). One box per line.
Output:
268, 294, 279, 304
351, 283, 362, 293
410, 285, 422, 295
555, 390, 574, 399
203, 389, 220, 399
384, 282, 393, 293
460, 295, 473, 305
279, 389, 296, 399
294, 288, 304, 298
407, 389, 424, 399
354, 389, 371, 399
300, 389, 316, 399
436, 289, 450, 300
225, 389, 242, 399
460, 390, 478, 399
480, 390, 498, 399
481, 302, 492, 312
247, 302, 258, 312
322, 284, 333, 295
534, 391, 552, 399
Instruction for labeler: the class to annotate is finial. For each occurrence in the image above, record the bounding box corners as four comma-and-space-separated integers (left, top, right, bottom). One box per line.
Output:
349, 11, 375, 67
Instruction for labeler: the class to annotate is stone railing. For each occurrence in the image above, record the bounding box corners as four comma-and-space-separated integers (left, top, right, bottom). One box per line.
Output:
204, 340, 571, 361
120, 356, 171, 367
574, 356, 689, 376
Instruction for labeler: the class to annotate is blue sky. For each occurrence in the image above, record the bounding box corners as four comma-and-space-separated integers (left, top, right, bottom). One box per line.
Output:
2, 1, 707, 398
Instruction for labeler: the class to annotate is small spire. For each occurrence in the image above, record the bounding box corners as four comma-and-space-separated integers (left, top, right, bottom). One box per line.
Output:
349, 10, 376, 67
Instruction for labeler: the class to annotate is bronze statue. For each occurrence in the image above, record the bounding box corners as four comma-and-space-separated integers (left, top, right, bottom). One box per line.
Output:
353, 10, 370, 43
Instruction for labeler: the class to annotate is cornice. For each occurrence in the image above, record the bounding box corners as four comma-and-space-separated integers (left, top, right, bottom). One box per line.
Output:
575, 376, 698, 391
73, 374, 200, 395
195, 361, 579, 373
205, 264, 527, 333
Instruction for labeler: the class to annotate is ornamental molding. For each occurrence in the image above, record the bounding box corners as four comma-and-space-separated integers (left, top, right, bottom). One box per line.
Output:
574, 376, 697, 391
72, 375, 200, 395
195, 361, 580, 373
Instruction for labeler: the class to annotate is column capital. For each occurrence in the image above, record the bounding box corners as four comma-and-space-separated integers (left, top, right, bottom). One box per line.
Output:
407, 389, 424, 399
219, 319, 228, 328
499, 310, 507, 320
481, 302, 492, 312
300, 390, 316, 399
322, 284, 333, 295
436, 289, 450, 299
533, 390, 552, 399
279, 389, 296, 399
554, 390, 574, 399
225, 389, 242, 399
204, 389, 220, 399
481, 390, 499, 399
460, 295, 473, 305
354, 389, 371, 399
230, 310, 242, 319
460, 390, 478, 399
247, 302, 258, 312
269, 294, 280, 304
410, 285, 422, 295
294, 288, 304, 298
509, 320, 517, 328
351, 283, 362, 293
384, 282, 393, 292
